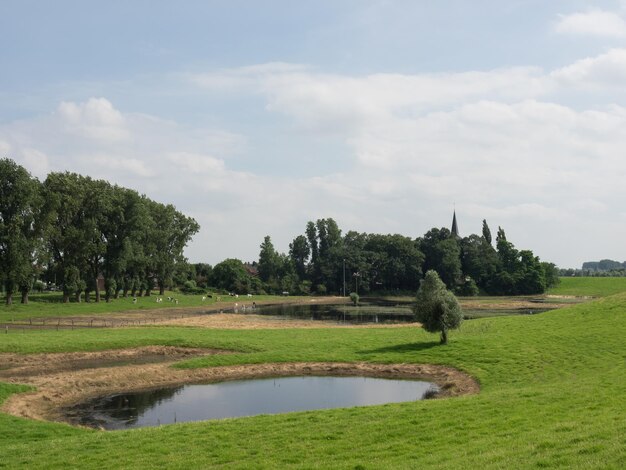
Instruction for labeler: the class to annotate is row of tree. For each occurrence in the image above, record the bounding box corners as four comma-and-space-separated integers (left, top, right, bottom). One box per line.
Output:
248, 218, 559, 296
0, 159, 199, 304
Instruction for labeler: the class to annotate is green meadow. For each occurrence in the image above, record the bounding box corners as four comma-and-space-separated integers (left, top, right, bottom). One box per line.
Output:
548, 276, 626, 297
0, 293, 308, 324
1, 279, 626, 468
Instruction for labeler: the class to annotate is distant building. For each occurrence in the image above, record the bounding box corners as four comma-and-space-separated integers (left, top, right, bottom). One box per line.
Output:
451, 210, 460, 238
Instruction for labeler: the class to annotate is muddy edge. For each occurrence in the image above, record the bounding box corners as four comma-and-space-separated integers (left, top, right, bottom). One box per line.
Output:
0, 348, 479, 426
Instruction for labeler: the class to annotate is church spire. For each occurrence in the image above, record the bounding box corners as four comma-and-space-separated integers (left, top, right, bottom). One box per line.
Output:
451, 209, 459, 238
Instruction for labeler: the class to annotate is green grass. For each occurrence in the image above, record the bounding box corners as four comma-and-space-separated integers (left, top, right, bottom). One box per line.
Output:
0, 293, 311, 323
548, 277, 626, 297
1, 292, 626, 468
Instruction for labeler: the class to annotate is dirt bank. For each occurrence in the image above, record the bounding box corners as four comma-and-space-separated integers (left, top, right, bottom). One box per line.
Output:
0, 347, 478, 427
160, 313, 419, 329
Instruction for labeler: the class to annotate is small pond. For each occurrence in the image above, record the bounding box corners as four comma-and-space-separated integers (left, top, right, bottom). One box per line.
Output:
254, 301, 415, 324
70, 376, 438, 430
250, 301, 553, 324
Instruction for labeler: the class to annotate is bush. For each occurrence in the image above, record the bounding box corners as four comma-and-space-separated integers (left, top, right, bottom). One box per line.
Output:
315, 284, 327, 295
455, 277, 479, 297
180, 280, 206, 295
349, 292, 359, 306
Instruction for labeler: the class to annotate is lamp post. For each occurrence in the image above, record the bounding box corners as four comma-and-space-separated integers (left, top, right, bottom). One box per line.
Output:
343, 259, 346, 297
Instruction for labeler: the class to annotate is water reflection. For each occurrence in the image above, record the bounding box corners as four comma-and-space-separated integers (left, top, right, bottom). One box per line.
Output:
73, 376, 438, 430
255, 302, 414, 324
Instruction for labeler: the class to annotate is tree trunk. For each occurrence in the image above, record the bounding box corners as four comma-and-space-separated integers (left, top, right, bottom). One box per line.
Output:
95, 286, 101, 303
440, 328, 448, 345
138, 287, 144, 297
85, 289, 91, 303
6, 292, 13, 306
63, 292, 70, 303
159, 283, 165, 296
21, 291, 29, 304
76, 291, 83, 303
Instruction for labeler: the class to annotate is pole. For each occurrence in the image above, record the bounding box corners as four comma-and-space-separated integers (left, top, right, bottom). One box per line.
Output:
343, 259, 346, 297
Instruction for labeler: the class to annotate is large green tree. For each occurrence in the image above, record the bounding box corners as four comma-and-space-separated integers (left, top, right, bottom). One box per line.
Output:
147, 201, 200, 295
419, 228, 462, 289
413, 270, 463, 345
258, 235, 281, 284
0, 159, 45, 305
43, 172, 91, 303
211, 258, 250, 293
288, 235, 310, 280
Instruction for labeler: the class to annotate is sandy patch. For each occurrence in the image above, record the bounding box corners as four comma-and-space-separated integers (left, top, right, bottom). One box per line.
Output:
0, 348, 478, 427
159, 313, 419, 329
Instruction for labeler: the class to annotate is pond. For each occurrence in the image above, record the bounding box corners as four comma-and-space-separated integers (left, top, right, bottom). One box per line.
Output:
70, 376, 438, 430
250, 301, 553, 323
254, 301, 415, 324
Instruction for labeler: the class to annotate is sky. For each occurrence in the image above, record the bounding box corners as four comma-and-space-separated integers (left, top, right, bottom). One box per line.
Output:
1, 0, 626, 269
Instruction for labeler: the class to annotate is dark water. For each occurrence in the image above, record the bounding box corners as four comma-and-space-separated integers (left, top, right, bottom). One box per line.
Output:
252, 302, 553, 323
254, 302, 414, 323
71, 376, 437, 430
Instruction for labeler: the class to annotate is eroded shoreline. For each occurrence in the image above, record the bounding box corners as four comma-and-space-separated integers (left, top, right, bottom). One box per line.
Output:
0, 347, 479, 428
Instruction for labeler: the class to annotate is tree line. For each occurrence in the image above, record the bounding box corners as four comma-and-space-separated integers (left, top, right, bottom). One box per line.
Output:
210, 217, 559, 296
0, 158, 199, 305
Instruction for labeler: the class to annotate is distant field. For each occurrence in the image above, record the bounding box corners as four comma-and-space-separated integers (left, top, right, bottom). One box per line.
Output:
548, 277, 626, 297
0, 293, 314, 323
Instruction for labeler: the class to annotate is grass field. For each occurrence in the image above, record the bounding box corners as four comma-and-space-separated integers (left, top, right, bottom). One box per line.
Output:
1, 280, 626, 468
0, 293, 311, 323
548, 276, 626, 297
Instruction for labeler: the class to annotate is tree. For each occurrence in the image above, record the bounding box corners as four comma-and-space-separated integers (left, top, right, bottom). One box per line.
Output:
541, 262, 560, 289
211, 258, 250, 293
460, 234, 498, 291
147, 201, 200, 295
419, 228, 461, 289
43, 172, 90, 303
258, 235, 281, 283
482, 219, 492, 245
0, 159, 45, 305
496, 226, 507, 243
413, 270, 463, 345
288, 235, 310, 280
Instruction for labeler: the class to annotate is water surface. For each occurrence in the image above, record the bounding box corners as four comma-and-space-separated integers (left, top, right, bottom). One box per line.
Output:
73, 376, 437, 429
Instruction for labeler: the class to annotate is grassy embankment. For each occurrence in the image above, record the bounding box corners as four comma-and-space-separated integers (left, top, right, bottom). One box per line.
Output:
548, 276, 626, 297
0, 279, 625, 468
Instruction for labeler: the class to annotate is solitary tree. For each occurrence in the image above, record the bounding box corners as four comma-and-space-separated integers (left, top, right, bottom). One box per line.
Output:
413, 270, 463, 344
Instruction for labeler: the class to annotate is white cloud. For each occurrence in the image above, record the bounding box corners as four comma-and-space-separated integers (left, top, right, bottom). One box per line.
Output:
3, 46, 626, 268
554, 10, 626, 37
57, 98, 129, 142
551, 48, 626, 88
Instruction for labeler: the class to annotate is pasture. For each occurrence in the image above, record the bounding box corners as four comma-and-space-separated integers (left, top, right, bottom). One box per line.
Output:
1, 279, 625, 468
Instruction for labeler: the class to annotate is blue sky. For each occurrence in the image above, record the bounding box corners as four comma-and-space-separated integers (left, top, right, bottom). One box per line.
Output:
2, 1, 626, 268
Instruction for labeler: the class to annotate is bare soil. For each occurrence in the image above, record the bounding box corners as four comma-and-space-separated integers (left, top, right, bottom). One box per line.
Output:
0, 347, 478, 427
159, 313, 419, 329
